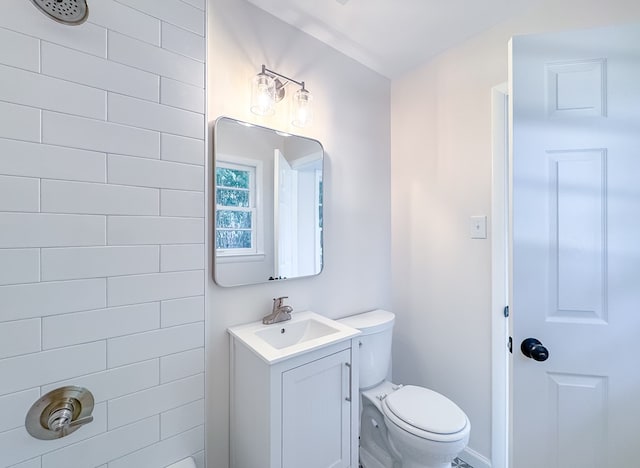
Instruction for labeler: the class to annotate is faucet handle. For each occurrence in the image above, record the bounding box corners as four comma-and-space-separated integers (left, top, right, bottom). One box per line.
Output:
273, 296, 289, 308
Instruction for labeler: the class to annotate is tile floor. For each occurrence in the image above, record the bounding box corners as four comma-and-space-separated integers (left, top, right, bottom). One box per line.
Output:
452, 458, 473, 468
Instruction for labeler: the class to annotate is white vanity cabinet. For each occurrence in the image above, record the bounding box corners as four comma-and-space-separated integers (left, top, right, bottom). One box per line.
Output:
229, 336, 360, 468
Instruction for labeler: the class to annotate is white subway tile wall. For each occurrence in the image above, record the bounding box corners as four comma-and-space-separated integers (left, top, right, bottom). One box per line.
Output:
160, 399, 205, 440
0, 28, 40, 72
0, 250, 40, 286
107, 426, 204, 468
0, 389, 41, 434
0, 139, 107, 183
0, 102, 41, 142
107, 154, 204, 191
42, 112, 162, 159
160, 78, 206, 114
161, 296, 205, 328
0, 64, 107, 120
161, 244, 205, 272
161, 190, 206, 218
161, 134, 205, 166
160, 348, 205, 384
0, 0, 206, 466
0, 176, 40, 213
87, 0, 161, 46
41, 42, 161, 102
0, 319, 41, 359
10, 459, 41, 468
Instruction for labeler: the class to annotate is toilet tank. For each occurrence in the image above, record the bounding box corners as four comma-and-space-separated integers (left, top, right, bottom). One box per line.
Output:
338, 310, 395, 389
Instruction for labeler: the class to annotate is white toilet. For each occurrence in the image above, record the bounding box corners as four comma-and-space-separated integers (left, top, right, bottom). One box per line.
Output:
338, 310, 470, 468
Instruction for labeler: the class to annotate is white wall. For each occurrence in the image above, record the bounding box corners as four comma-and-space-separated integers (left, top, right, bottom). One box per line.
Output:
207, 0, 391, 467
391, 0, 640, 464
0, 0, 206, 466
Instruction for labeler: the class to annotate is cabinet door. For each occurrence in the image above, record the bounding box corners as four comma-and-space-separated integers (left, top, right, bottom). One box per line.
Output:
282, 349, 352, 468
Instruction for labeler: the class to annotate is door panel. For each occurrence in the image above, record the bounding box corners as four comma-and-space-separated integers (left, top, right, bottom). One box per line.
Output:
547, 373, 607, 468
510, 23, 640, 468
549, 149, 606, 323
282, 349, 351, 468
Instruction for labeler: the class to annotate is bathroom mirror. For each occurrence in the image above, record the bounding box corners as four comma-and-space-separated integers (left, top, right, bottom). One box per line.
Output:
213, 117, 324, 287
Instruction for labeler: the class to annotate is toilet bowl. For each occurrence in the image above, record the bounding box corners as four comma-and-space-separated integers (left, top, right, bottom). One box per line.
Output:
338, 310, 470, 468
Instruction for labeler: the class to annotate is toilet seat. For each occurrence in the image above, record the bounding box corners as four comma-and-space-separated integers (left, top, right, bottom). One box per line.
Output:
381, 385, 469, 443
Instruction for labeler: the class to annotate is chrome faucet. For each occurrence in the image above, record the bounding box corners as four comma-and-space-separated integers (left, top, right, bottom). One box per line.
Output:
262, 296, 293, 324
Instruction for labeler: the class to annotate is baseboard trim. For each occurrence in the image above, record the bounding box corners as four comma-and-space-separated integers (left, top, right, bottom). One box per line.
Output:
460, 447, 491, 468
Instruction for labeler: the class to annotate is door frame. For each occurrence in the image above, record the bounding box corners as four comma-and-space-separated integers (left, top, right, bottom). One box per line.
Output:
491, 83, 510, 468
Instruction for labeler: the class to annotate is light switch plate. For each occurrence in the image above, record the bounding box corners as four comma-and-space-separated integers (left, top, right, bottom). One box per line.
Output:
470, 215, 487, 239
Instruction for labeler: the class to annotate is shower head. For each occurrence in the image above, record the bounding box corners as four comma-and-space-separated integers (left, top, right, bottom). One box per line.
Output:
29, 0, 89, 26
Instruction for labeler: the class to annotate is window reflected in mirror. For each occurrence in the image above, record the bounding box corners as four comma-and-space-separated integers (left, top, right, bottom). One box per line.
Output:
215, 160, 260, 253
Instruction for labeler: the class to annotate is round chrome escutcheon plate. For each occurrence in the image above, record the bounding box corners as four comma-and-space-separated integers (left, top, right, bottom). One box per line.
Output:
30, 0, 89, 25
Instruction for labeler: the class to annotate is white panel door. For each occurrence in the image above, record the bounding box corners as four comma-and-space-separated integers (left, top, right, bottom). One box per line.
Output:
510, 24, 640, 468
282, 349, 351, 468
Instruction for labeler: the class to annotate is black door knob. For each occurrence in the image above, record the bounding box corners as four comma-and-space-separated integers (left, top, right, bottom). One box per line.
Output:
521, 338, 549, 362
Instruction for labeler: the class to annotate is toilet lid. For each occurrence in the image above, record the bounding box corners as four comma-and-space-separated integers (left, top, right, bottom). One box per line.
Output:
383, 385, 467, 435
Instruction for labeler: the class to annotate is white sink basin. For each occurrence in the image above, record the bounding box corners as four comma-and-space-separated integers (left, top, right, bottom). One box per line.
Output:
228, 311, 360, 364
254, 318, 340, 349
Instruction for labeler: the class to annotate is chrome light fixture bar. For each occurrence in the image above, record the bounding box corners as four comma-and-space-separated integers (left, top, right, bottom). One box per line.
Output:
251, 65, 313, 128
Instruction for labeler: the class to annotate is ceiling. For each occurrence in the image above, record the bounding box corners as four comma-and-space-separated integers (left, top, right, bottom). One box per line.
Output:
246, 0, 538, 78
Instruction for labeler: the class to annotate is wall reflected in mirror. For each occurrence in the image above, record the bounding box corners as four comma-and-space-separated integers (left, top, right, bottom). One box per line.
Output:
213, 117, 324, 287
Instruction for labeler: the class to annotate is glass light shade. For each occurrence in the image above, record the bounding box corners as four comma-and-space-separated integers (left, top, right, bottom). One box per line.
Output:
251, 73, 276, 116
291, 88, 313, 127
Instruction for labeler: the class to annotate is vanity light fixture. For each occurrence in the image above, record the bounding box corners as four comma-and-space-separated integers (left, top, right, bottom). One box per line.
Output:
250, 65, 313, 128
